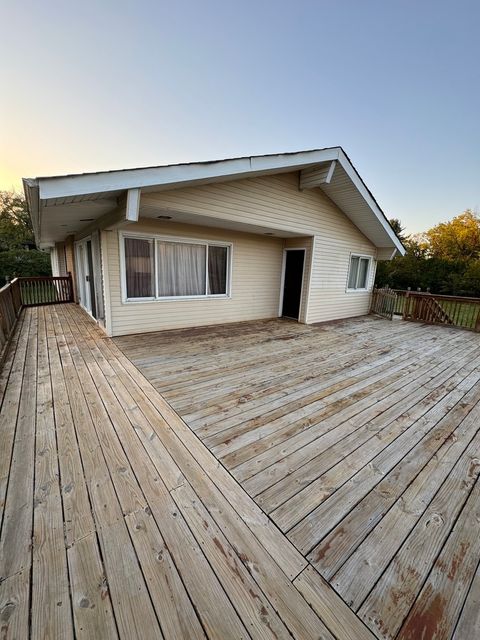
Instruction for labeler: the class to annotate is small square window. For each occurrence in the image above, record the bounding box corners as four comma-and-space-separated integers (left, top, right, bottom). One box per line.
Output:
348, 255, 370, 290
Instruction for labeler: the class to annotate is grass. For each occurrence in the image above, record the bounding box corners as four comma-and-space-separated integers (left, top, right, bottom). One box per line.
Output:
393, 293, 480, 330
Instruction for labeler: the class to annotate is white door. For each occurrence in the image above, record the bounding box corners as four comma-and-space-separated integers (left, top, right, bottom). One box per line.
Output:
76, 239, 93, 315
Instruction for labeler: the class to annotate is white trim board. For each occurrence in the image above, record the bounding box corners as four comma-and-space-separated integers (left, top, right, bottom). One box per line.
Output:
24, 147, 406, 256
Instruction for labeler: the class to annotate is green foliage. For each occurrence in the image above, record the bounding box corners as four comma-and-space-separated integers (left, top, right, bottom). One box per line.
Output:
0, 191, 34, 250
388, 218, 407, 242
425, 210, 480, 261
377, 212, 480, 296
0, 250, 52, 280
0, 190, 51, 285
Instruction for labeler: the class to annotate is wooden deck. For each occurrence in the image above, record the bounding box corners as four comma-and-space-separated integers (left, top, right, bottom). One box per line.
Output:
115, 315, 480, 640
0, 303, 376, 640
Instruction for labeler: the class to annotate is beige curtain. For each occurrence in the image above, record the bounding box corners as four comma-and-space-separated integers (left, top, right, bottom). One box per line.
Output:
208, 245, 228, 294
157, 241, 206, 296
125, 238, 154, 297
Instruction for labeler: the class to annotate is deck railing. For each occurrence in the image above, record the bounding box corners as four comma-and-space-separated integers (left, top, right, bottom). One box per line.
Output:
370, 287, 398, 320
401, 291, 480, 332
19, 275, 74, 307
0, 275, 74, 353
392, 289, 408, 316
0, 279, 22, 352
372, 287, 480, 331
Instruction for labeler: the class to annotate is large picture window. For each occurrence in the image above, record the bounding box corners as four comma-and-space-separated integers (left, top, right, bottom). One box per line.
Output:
347, 255, 371, 290
122, 234, 231, 301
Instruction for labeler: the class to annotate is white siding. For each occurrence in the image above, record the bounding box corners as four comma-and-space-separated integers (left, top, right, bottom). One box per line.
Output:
142, 172, 377, 323
106, 220, 283, 336
307, 237, 376, 323
103, 172, 378, 334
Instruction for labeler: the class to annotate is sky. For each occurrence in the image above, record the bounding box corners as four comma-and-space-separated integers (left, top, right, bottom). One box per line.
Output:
1, 0, 478, 233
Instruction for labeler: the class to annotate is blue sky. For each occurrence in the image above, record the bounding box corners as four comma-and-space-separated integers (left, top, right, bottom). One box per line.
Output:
1, 0, 478, 233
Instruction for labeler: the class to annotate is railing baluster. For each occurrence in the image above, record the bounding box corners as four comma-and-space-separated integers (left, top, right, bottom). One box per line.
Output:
390, 290, 480, 331
12, 276, 73, 307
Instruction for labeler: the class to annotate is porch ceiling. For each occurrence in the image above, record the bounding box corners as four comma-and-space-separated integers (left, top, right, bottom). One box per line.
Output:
137, 204, 306, 238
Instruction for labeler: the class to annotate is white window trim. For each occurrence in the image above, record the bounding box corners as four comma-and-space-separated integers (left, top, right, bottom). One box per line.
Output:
346, 253, 372, 292
119, 230, 233, 303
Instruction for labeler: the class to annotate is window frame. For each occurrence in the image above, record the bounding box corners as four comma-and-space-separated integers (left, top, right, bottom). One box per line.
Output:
346, 253, 372, 292
119, 230, 233, 303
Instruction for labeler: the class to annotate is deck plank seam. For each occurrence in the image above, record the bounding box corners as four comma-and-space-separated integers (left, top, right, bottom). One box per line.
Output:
54, 306, 171, 639
388, 467, 480, 639
57, 305, 255, 639
289, 379, 480, 558
254, 346, 480, 527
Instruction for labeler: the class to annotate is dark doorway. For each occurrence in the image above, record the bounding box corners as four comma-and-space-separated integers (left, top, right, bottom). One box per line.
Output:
281, 249, 305, 320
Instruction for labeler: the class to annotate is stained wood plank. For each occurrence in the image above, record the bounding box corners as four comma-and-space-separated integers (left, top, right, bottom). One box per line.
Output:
294, 565, 376, 640
397, 476, 480, 640
331, 394, 480, 609
453, 560, 480, 639
125, 510, 206, 640
359, 427, 480, 638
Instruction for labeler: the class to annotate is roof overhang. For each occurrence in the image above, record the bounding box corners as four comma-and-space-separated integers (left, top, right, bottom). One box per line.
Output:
23, 147, 406, 255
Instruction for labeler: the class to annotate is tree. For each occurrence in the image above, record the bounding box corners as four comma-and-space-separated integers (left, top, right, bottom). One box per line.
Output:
0, 191, 35, 251
375, 210, 480, 296
389, 218, 407, 243
425, 209, 480, 261
0, 250, 51, 281
0, 190, 51, 284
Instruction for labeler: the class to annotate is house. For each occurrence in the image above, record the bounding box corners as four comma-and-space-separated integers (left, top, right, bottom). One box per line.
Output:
23, 147, 405, 337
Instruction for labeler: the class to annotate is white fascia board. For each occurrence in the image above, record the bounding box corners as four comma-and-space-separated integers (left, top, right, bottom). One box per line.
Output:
249, 148, 339, 172
336, 149, 406, 256
38, 157, 253, 199
29, 146, 404, 255
36, 149, 342, 200
22, 178, 40, 244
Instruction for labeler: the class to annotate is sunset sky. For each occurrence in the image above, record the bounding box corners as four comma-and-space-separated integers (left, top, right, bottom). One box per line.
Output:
1, 0, 478, 233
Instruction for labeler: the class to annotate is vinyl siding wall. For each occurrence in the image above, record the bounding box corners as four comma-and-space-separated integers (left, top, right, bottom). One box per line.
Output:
102, 171, 377, 335
307, 236, 377, 323
105, 220, 284, 336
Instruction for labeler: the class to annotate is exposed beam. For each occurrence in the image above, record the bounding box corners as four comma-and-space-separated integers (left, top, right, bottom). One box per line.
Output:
125, 188, 141, 222
74, 188, 141, 240
73, 207, 127, 241
299, 161, 337, 190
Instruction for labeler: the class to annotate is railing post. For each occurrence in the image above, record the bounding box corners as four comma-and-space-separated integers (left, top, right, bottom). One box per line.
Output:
67, 272, 74, 302
403, 289, 410, 320
475, 307, 480, 333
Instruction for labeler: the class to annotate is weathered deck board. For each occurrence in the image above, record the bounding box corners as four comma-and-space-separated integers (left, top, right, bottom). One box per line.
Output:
2, 304, 346, 639
117, 314, 480, 640
2, 306, 480, 639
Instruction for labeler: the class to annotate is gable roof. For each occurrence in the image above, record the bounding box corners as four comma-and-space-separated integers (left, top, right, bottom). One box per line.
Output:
23, 147, 405, 254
